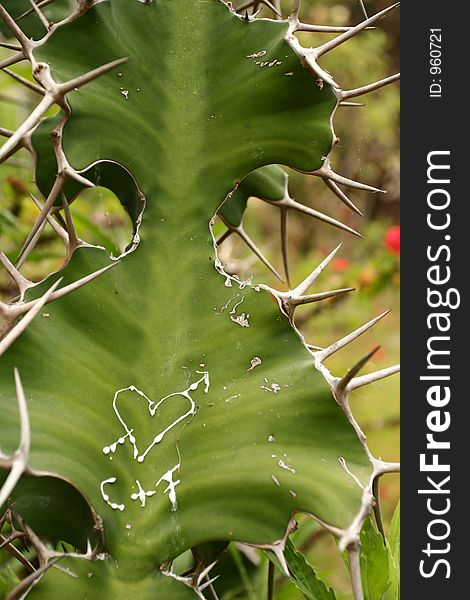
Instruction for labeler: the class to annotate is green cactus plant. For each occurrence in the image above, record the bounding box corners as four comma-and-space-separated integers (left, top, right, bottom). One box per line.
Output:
0, 1, 400, 598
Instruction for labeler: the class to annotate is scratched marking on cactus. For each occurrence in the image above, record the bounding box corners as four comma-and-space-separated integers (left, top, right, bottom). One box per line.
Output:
103, 371, 210, 463
100, 372, 209, 512
100, 477, 125, 512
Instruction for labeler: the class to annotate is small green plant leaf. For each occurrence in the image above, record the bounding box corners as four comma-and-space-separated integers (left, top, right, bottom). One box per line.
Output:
359, 518, 391, 600
270, 538, 337, 600
384, 501, 400, 600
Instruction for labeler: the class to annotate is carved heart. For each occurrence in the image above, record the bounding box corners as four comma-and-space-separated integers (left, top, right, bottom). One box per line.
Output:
102, 371, 210, 463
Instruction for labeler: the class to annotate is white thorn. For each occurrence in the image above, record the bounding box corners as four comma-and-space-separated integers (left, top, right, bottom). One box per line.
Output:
0, 252, 32, 297
20, 262, 119, 313
28, 0, 50, 30
324, 178, 364, 217
348, 364, 400, 390
290, 287, 354, 306
292, 244, 342, 296
347, 543, 365, 600
58, 57, 129, 95
0, 279, 62, 357
312, 4, 398, 58
0, 52, 26, 71
282, 197, 363, 237
317, 311, 390, 362
61, 193, 80, 254
335, 346, 380, 395
341, 73, 400, 100
29, 194, 69, 244
315, 161, 385, 194
280, 208, 290, 287
0, 370, 30, 508
2, 68, 45, 96
235, 225, 284, 282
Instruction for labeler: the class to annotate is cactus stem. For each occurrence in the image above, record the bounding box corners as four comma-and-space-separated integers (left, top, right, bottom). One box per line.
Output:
312, 4, 399, 59
1, 67, 45, 96
324, 178, 364, 217
316, 311, 390, 362
27, 0, 51, 31
335, 346, 381, 395
347, 542, 365, 600
341, 73, 400, 100
348, 364, 400, 390
292, 244, 342, 296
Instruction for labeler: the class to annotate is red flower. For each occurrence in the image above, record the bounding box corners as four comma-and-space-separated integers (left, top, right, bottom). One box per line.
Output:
331, 257, 350, 272
385, 225, 400, 255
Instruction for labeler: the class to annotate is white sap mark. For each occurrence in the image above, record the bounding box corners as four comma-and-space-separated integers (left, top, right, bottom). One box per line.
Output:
221, 294, 240, 312
225, 394, 240, 404
121, 90, 129, 100
156, 464, 181, 511
268, 435, 276, 443
131, 479, 156, 508
284, 72, 294, 77
100, 478, 125, 512
271, 454, 277, 458
261, 380, 281, 394
278, 460, 296, 475
224, 277, 233, 288
271, 475, 281, 487
237, 275, 253, 290
103, 430, 135, 456
103, 372, 210, 464
247, 357, 262, 372
247, 50, 267, 59
126, 524, 132, 530
229, 297, 250, 328
289, 490, 297, 498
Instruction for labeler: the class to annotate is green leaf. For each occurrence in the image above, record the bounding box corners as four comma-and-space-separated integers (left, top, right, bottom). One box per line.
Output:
384, 501, 400, 600
1, 0, 372, 596
219, 165, 287, 227
271, 538, 336, 600
360, 518, 390, 600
